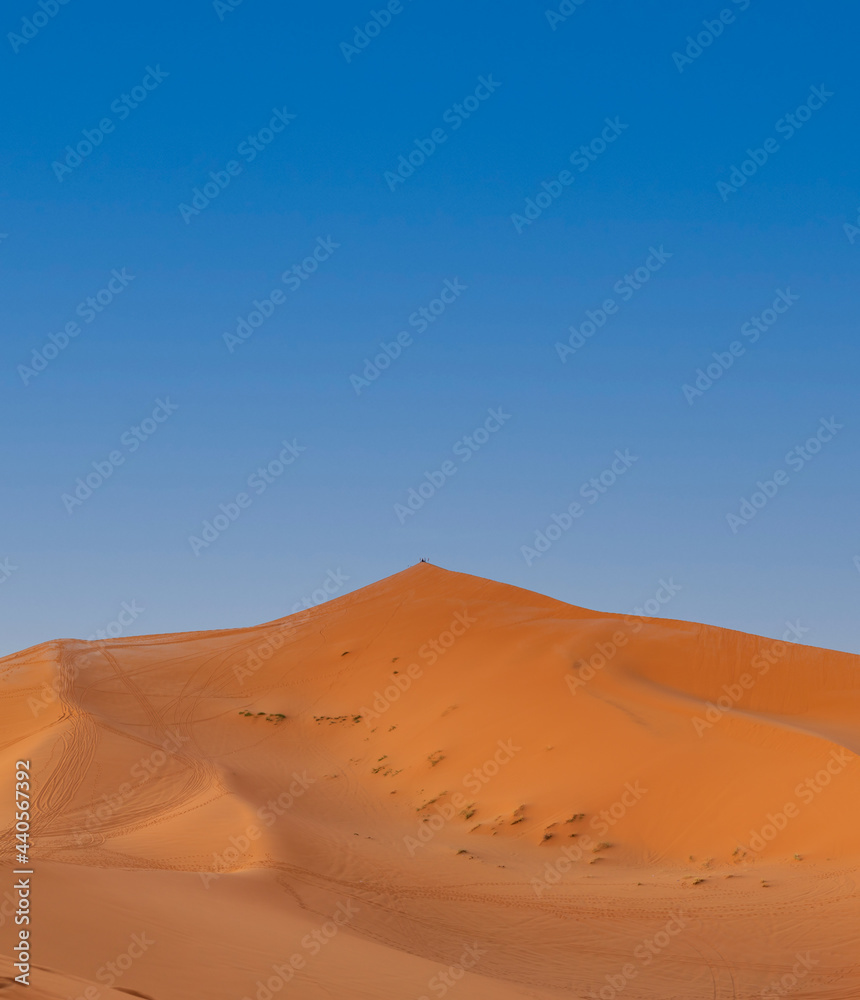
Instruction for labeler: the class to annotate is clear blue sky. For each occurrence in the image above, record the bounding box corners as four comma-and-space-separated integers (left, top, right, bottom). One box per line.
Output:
2, 0, 858, 655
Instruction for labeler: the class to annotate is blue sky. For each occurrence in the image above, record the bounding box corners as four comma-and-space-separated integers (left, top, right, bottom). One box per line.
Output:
2, 0, 858, 655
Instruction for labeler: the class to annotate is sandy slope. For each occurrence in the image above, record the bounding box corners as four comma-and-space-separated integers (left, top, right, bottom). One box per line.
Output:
1, 562, 858, 999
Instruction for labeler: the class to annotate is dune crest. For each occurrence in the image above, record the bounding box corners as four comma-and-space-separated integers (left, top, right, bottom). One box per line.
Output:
2, 563, 858, 998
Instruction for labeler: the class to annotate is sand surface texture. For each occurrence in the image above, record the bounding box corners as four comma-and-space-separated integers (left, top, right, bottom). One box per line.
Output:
1, 563, 858, 998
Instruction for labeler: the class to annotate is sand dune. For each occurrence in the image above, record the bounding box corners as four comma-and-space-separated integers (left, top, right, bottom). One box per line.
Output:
1, 562, 858, 998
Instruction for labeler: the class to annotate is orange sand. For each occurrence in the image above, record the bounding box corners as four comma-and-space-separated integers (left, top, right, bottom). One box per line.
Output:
1, 563, 858, 998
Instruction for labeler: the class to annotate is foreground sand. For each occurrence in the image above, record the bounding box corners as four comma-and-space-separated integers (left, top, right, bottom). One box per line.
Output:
1, 563, 858, 999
